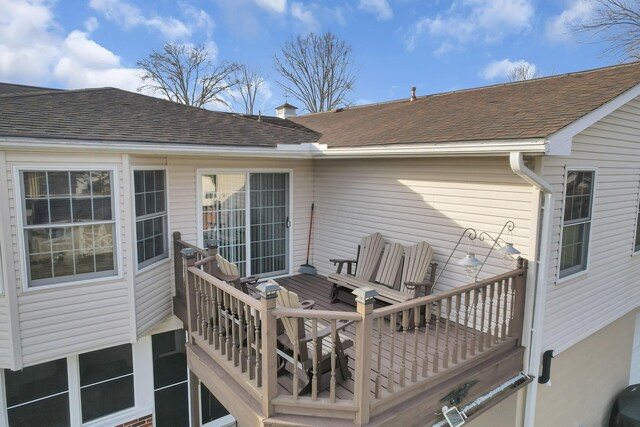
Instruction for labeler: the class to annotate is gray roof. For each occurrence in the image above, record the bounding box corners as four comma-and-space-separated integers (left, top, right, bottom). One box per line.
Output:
0, 83, 61, 96
0, 85, 319, 147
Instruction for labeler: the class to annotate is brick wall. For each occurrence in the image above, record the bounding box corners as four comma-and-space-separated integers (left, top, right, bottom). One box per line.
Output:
114, 414, 153, 427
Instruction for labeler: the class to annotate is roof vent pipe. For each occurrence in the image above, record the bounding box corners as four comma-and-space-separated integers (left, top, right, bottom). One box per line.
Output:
410, 87, 417, 101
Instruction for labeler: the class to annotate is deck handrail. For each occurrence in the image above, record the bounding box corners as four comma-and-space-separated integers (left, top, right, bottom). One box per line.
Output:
173, 236, 528, 425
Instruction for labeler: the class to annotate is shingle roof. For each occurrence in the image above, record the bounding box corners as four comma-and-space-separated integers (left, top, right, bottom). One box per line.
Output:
290, 62, 640, 148
0, 87, 319, 147
0, 82, 61, 96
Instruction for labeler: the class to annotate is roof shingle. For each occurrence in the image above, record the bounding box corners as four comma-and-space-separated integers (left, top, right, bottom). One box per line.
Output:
290, 61, 640, 148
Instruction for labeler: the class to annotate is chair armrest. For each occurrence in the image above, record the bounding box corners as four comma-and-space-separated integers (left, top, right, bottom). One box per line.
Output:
299, 299, 316, 310
301, 319, 354, 343
213, 271, 242, 283
329, 259, 357, 274
404, 280, 433, 297
241, 275, 259, 285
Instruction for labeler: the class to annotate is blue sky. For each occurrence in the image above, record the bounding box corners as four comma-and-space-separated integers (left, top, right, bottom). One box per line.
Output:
0, 0, 617, 114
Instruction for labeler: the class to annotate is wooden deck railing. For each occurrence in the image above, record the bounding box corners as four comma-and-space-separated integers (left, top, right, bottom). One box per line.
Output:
367, 258, 527, 417
173, 234, 528, 424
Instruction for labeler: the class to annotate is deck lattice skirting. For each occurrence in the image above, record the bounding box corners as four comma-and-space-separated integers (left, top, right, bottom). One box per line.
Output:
172, 234, 528, 425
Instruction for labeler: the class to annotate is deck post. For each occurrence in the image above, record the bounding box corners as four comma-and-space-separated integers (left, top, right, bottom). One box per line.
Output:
182, 248, 198, 339
353, 288, 377, 425
258, 282, 280, 417
512, 258, 528, 344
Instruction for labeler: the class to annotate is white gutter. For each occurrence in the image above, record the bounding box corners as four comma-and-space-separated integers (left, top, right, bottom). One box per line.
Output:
509, 152, 554, 427
0, 137, 548, 158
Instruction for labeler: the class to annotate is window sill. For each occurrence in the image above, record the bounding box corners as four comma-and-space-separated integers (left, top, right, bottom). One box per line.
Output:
556, 269, 588, 286
82, 406, 152, 427
136, 257, 170, 275
22, 274, 125, 294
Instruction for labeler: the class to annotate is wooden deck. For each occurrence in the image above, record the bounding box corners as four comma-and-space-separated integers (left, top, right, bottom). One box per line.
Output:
275, 274, 514, 403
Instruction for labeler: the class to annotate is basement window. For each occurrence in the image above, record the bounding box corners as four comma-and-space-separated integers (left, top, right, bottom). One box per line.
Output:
559, 170, 595, 279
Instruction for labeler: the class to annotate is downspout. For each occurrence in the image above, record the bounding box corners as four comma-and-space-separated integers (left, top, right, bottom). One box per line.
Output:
509, 152, 554, 427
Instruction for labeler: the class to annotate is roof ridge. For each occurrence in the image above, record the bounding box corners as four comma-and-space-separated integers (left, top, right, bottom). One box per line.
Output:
0, 86, 117, 99
295, 60, 640, 118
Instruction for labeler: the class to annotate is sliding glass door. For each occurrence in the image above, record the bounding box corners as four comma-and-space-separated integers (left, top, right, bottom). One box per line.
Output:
200, 172, 289, 277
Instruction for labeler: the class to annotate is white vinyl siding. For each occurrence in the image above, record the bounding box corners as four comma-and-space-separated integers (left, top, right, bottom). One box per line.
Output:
311, 157, 535, 290
634, 197, 640, 253
542, 95, 640, 354
0, 297, 11, 368
135, 261, 172, 337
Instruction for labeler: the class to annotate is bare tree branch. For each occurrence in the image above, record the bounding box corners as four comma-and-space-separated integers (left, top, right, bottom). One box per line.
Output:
273, 32, 357, 113
137, 43, 240, 109
507, 64, 540, 82
234, 65, 266, 115
572, 0, 640, 60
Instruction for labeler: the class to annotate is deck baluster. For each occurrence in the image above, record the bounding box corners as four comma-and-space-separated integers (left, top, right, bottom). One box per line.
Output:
246, 303, 254, 378
494, 281, 503, 344
453, 295, 461, 364
433, 301, 442, 374
375, 317, 383, 397
311, 318, 318, 401
387, 313, 396, 392
330, 320, 337, 403
412, 306, 420, 383
486, 283, 495, 349
205, 284, 212, 343
217, 288, 224, 351
443, 297, 451, 369
237, 299, 245, 370
470, 289, 478, 357
224, 293, 231, 357
196, 278, 202, 336
479, 286, 487, 353
508, 276, 516, 336
292, 316, 300, 400
400, 309, 409, 387
501, 278, 509, 340
255, 311, 262, 387
422, 302, 431, 377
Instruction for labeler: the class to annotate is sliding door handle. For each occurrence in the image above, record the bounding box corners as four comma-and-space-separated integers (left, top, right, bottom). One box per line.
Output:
286, 216, 291, 228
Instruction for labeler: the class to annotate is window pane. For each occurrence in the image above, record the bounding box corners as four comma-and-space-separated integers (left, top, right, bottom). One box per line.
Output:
152, 330, 187, 389
81, 375, 134, 423
30, 253, 53, 280
70, 172, 91, 196
134, 171, 144, 194
79, 344, 133, 386
48, 172, 70, 196
72, 198, 93, 222
155, 383, 188, 427
25, 199, 50, 225
201, 384, 230, 424
7, 392, 70, 427
155, 170, 165, 191
93, 197, 112, 221
560, 223, 590, 277
91, 171, 111, 196
23, 171, 47, 198
49, 198, 71, 223
5, 359, 68, 407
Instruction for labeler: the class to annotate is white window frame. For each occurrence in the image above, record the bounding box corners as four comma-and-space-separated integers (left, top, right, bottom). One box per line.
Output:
557, 167, 596, 282
196, 168, 294, 278
132, 166, 169, 272
14, 165, 122, 291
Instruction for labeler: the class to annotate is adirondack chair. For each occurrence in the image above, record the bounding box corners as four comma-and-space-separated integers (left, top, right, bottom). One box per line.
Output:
275, 286, 353, 395
207, 254, 259, 295
329, 240, 436, 305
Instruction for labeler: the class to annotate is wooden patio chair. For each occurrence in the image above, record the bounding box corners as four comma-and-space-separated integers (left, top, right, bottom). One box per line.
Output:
207, 254, 259, 296
275, 286, 353, 395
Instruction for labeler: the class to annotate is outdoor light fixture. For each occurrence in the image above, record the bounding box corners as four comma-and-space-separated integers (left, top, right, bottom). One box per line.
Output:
458, 253, 482, 279
433, 221, 521, 286
474, 220, 521, 281
256, 280, 281, 299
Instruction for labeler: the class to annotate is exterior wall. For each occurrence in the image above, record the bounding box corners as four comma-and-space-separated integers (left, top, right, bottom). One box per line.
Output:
0, 297, 10, 368
469, 391, 523, 427
135, 262, 172, 337
534, 307, 638, 427
311, 157, 536, 290
542, 96, 640, 353
5, 152, 132, 366
167, 156, 314, 274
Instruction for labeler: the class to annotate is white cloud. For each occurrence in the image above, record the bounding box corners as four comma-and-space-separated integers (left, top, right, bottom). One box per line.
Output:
84, 16, 99, 33
89, 0, 212, 40
254, 0, 287, 14
546, 0, 594, 41
358, 0, 393, 21
480, 58, 537, 80
0, 0, 142, 91
405, 0, 534, 51
291, 2, 320, 32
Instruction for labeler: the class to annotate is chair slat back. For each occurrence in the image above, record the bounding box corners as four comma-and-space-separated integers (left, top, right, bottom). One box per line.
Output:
276, 287, 308, 360
374, 243, 404, 288
216, 254, 239, 277
399, 241, 434, 295
355, 232, 385, 281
